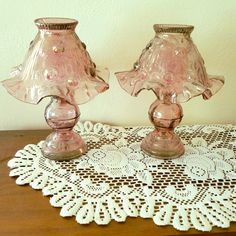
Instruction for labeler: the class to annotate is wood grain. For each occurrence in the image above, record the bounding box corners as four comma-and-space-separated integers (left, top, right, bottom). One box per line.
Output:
0, 130, 235, 236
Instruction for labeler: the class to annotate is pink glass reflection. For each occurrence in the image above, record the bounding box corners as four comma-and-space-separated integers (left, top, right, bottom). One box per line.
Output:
116, 24, 224, 159
2, 18, 109, 160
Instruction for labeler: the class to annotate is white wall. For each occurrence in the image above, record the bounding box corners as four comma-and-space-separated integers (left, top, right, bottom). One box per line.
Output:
0, 0, 235, 130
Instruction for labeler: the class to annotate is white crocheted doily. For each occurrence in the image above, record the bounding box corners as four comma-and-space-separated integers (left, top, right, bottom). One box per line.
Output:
8, 122, 236, 232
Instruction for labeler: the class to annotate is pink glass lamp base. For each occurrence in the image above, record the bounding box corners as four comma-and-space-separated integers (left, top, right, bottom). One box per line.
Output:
42, 97, 87, 161
141, 99, 185, 159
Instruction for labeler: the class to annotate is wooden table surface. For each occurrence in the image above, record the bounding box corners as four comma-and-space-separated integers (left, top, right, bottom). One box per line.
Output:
0, 130, 236, 236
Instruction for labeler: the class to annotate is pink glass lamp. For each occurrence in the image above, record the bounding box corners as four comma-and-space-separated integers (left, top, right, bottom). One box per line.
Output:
116, 24, 224, 159
2, 18, 109, 160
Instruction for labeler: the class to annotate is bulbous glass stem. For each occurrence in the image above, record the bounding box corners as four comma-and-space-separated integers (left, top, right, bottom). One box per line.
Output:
42, 96, 87, 160
141, 99, 184, 159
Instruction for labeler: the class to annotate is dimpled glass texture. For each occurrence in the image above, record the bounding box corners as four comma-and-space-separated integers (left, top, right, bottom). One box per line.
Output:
2, 18, 109, 105
2, 18, 109, 160
116, 24, 224, 159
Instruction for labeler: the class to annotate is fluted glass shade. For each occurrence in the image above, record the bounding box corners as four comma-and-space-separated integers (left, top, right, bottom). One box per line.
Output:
116, 24, 224, 103
2, 17, 109, 105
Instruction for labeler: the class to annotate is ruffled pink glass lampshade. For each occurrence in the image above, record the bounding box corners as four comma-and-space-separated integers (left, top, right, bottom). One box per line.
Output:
2, 17, 109, 160
116, 24, 224, 159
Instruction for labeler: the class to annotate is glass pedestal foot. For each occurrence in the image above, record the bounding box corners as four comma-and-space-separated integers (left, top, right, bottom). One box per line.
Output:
141, 129, 184, 159
42, 131, 87, 161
